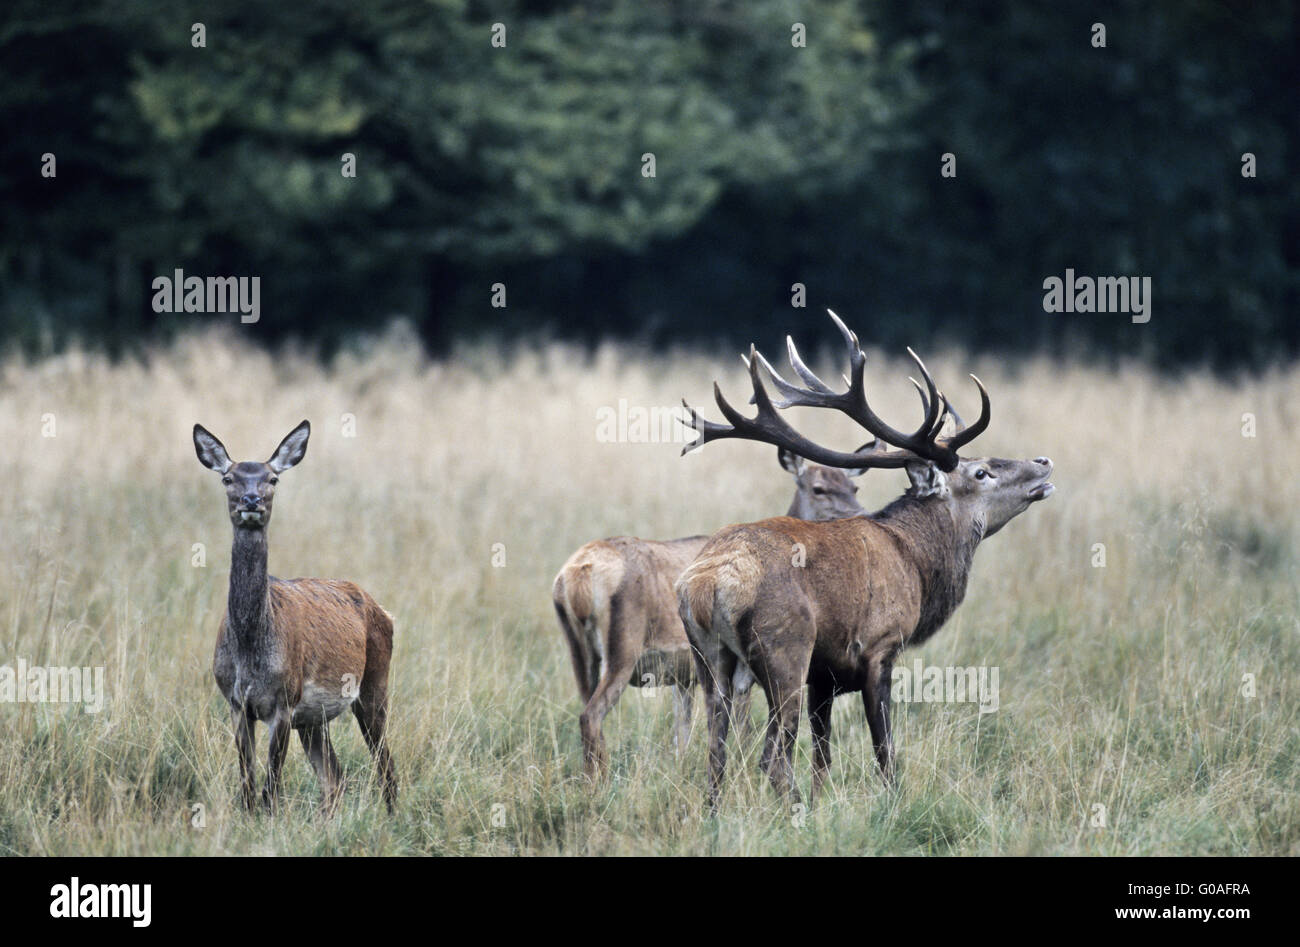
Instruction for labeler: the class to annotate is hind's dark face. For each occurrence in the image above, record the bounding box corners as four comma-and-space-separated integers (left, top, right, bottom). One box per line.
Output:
778, 447, 868, 521
220, 462, 280, 529
193, 420, 311, 531
792, 465, 866, 520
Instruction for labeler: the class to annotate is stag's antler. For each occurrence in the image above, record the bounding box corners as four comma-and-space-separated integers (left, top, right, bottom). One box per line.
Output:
680, 310, 990, 471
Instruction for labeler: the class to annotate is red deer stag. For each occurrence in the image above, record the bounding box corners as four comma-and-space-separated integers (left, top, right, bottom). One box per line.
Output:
676, 311, 1053, 808
553, 449, 868, 778
194, 421, 397, 814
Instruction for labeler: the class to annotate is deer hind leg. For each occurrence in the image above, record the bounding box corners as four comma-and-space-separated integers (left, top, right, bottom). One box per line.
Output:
554, 599, 597, 704
298, 724, 344, 816
578, 592, 643, 780
261, 706, 293, 812
671, 683, 694, 758
691, 644, 738, 812
748, 637, 806, 806
231, 704, 258, 811
578, 649, 637, 780
759, 671, 800, 806
353, 675, 398, 813
808, 680, 835, 805
863, 656, 897, 787
730, 662, 758, 750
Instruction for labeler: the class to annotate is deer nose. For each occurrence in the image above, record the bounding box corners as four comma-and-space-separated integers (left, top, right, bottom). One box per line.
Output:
1034, 457, 1052, 467
240, 493, 260, 508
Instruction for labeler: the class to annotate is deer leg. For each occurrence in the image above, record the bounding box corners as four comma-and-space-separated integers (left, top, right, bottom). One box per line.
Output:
730, 663, 758, 749
579, 592, 644, 780
231, 704, 257, 811
353, 680, 398, 813
808, 681, 835, 805
298, 724, 343, 816
759, 686, 774, 775
692, 645, 737, 812
261, 706, 292, 811
578, 654, 636, 780
671, 683, 694, 757
554, 602, 597, 704
863, 657, 897, 786
762, 672, 804, 805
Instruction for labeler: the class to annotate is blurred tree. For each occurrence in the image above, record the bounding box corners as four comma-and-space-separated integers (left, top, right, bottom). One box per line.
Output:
0, 0, 1295, 370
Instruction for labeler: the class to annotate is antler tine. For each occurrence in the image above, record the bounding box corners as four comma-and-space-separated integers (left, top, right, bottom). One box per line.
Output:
841, 355, 942, 463
686, 345, 811, 450
910, 369, 984, 442
679, 396, 735, 454
747, 348, 820, 408
943, 392, 966, 432
782, 308, 864, 396
826, 309, 859, 351
907, 376, 927, 409
909, 377, 953, 440
785, 335, 838, 395
943, 374, 991, 452
904, 347, 944, 440
937, 392, 955, 438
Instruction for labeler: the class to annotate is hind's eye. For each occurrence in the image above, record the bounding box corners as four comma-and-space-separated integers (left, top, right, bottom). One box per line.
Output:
269, 477, 278, 485
812, 487, 826, 495
222, 476, 233, 485
975, 469, 987, 480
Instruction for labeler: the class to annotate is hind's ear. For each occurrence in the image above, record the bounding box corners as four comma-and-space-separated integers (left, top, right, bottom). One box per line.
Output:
193, 425, 233, 473
843, 442, 874, 478
267, 420, 310, 473
905, 460, 949, 499
778, 447, 805, 476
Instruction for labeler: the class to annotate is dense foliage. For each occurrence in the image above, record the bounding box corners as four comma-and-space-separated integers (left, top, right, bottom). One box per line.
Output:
2, 0, 1295, 368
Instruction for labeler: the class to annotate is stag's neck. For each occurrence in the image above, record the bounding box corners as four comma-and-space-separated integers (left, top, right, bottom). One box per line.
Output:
227, 528, 274, 649
872, 494, 985, 645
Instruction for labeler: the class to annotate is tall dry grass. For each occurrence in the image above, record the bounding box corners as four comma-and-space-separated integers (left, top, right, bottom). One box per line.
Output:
0, 322, 1295, 855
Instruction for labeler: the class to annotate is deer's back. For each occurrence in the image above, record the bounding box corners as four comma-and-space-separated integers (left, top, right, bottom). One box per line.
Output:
272, 577, 376, 678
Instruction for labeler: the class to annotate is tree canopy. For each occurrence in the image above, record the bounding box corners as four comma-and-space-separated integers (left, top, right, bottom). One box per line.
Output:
2, 0, 1295, 369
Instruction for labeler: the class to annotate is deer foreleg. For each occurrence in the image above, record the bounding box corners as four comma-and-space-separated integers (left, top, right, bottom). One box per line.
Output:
261, 706, 293, 811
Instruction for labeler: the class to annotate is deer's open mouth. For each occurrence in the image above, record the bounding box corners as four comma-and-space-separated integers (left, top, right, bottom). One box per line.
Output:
238, 510, 266, 524
1027, 481, 1054, 501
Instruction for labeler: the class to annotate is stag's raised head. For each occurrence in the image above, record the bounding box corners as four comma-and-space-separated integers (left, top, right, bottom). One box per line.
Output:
903, 455, 1053, 537
193, 420, 311, 530
682, 309, 1053, 536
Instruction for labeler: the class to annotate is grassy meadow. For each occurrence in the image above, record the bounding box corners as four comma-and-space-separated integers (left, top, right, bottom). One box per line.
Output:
0, 324, 1296, 855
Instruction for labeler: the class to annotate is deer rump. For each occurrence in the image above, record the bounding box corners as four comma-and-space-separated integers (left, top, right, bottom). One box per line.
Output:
553, 536, 705, 701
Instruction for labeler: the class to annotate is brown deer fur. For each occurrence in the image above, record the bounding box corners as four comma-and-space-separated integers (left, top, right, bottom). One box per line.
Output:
553, 450, 867, 777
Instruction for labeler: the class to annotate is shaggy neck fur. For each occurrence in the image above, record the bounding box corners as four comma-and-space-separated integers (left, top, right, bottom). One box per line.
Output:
872, 492, 985, 647
228, 527, 274, 650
